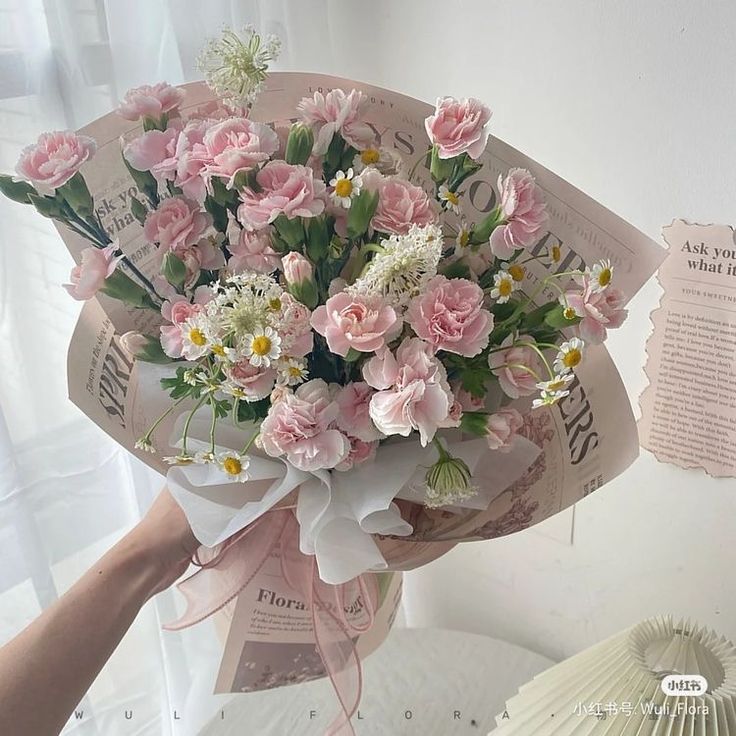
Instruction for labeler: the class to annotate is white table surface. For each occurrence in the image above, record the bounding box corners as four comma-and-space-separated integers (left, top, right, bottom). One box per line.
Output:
197, 627, 554, 736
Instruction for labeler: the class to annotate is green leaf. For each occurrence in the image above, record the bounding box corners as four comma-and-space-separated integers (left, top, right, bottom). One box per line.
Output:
305, 215, 330, 261
204, 195, 229, 235
100, 269, 156, 309
28, 193, 66, 219
544, 304, 582, 330
161, 367, 195, 399
460, 411, 490, 437
131, 335, 172, 364
123, 157, 159, 207
470, 208, 503, 245
0, 175, 36, 204
440, 260, 471, 280
273, 214, 305, 249
58, 172, 94, 219
520, 302, 558, 329
130, 196, 148, 226
429, 145, 454, 182
347, 189, 379, 240
344, 347, 362, 362
237, 398, 270, 423
162, 252, 188, 289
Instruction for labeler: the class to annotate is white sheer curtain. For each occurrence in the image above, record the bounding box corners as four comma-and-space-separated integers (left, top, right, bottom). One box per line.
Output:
0, 2, 384, 734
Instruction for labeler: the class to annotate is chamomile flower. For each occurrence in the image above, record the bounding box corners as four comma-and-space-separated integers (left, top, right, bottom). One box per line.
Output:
352, 146, 404, 176
277, 357, 309, 386
533, 391, 564, 409
135, 437, 155, 453
587, 259, 613, 292
553, 337, 585, 374
548, 243, 562, 265
215, 451, 250, 482
163, 453, 195, 465
502, 262, 526, 282
329, 168, 362, 208
438, 184, 461, 214
536, 373, 574, 394
197, 26, 281, 108
242, 326, 281, 367
490, 270, 516, 303
455, 220, 471, 250
181, 314, 213, 360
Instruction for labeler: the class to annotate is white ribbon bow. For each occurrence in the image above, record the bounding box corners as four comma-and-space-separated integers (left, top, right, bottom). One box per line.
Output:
166, 412, 540, 584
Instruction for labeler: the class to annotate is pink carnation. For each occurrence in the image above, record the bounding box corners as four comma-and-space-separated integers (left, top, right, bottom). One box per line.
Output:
174, 119, 212, 202
123, 127, 179, 183
406, 275, 493, 357
224, 360, 277, 402
16, 131, 96, 193
201, 118, 279, 189
237, 161, 326, 230
63, 243, 122, 301
310, 292, 398, 357
365, 172, 437, 235
143, 196, 210, 253
278, 293, 314, 358
117, 82, 184, 122
297, 89, 376, 156
159, 286, 212, 358
490, 168, 548, 259
424, 97, 492, 160
485, 408, 524, 452
259, 379, 350, 471
281, 252, 313, 285
488, 334, 542, 399
364, 338, 454, 446
564, 280, 628, 344
335, 382, 383, 442
227, 228, 281, 274
335, 437, 378, 472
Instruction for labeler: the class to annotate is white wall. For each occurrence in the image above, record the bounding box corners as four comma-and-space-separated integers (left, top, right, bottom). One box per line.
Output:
356, 0, 736, 660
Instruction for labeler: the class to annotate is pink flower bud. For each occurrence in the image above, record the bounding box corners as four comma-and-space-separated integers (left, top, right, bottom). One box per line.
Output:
281, 252, 313, 285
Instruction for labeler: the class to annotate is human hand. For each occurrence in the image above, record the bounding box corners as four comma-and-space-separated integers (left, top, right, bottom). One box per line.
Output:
122, 488, 201, 599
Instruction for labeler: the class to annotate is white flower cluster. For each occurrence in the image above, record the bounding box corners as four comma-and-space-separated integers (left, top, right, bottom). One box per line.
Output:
350, 223, 444, 308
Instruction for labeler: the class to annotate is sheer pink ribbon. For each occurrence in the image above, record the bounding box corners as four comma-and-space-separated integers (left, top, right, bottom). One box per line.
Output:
163, 507, 378, 736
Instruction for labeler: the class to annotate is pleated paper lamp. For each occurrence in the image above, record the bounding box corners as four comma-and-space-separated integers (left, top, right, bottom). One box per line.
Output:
493, 616, 736, 734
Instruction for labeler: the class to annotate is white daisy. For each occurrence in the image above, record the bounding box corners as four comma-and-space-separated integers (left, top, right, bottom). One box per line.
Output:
533, 391, 565, 409
329, 168, 362, 208
490, 270, 516, 303
180, 314, 213, 360
215, 451, 250, 482
352, 146, 405, 176
277, 357, 309, 386
242, 326, 282, 367
455, 220, 471, 251
587, 259, 613, 293
536, 374, 575, 394
438, 184, 461, 214
553, 337, 585, 375
134, 437, 155, 453
163, 453, 195, 465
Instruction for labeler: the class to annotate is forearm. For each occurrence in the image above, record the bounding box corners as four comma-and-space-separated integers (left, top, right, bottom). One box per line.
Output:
0, 532, 160, 735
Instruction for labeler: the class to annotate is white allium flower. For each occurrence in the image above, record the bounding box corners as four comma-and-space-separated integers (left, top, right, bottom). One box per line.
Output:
243, 326, 282, 367
350, 223, 444, 308
490, 270, 516, 303
438, 184, 461, 214
553, 337, 585, 375
197, 26, 281, 108
329, 168, 362, 208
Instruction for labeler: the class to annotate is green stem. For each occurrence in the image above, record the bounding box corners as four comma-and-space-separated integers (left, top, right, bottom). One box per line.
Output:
181, 395, 208, 454
241, 429, 260, 455
141, 394, 188, 444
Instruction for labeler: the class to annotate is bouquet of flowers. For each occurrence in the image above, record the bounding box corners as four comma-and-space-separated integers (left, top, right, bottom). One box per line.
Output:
0, 27, 658, 735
